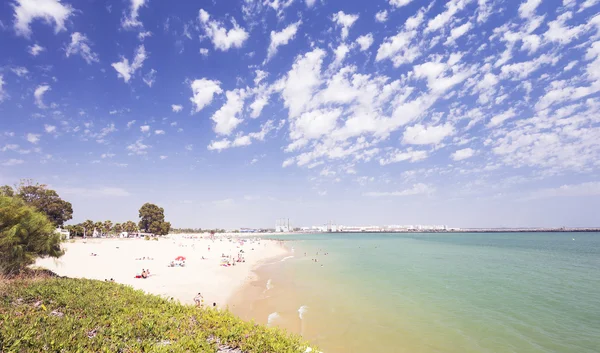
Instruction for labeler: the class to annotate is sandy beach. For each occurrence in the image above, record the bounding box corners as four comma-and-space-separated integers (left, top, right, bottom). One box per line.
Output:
35, 234, 289, 307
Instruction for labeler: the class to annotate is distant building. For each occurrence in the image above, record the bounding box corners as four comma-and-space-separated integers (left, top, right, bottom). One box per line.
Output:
55, 228, 70, 240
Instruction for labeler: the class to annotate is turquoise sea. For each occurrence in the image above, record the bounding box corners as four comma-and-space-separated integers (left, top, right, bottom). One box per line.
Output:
230, 233, 600, 353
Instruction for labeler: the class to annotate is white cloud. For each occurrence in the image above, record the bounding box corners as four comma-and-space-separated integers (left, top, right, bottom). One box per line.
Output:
97, 124, 117, 140
13, 0, 74, 37
143, 69, 156, 87
126, 120, 136, 129
306, 0, 317, 7
211, 89, 246, 135
389, 0, 414, 7
101, 153, 115, 159
26, 133, 40, 144
526, 182, 600, 199
282, 48, 325, 118
364, 183, 434, 197
171, 104, 183, 112
403, 123, 455, 145
190, 78, 223, 113
154, 130, 165, 135
1, 144, 22, 153
44, 124, 56, 133
563, 60, 578, 71
375, 10, 388, 23
249, 95, 268, 119
1, 159, 25, 166
356, 33, 374, 51
159, 155, 168, 160
126, 139, 149, 155
199, 9, 249, 51
379, 149, 428, 165
28, 44, 45, 56
199, 48, 209, 56
140, 125, 150, 133
34, 84, 50, 108
487, 108, 516, 127
138, 31, 152, 40
291, 109, 341, 141
444, 22, 472, 45
451, 148, 475, 161
518, 0, 543, 19
375, 26, 418, 66
207, 139, 231, 151
0, 75, 5, 103
111, 45, 147, 83
543, 12, 586, 45
122, 0, 147, 28
266, 20, 301, 62
11, 67, 29, 77
332, 11, 359, 40
65, 32, 99, 64
332, 43, 350, 66
426, 0, 470, 33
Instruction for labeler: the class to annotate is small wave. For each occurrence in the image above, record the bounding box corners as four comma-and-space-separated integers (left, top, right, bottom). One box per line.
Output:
265, 279, 273, 291
267, 312, 280, 327
298, 305, 308, 320
280, 255, 294, 262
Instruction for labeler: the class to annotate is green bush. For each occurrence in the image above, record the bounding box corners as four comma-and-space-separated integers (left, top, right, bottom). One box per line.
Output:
0, 277, 314, 353
152, 237, 159, 241
0, 195, 64, 276
144, 235, 151, 241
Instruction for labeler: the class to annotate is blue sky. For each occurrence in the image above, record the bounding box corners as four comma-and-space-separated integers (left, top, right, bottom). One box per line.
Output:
1, 0, 599, 228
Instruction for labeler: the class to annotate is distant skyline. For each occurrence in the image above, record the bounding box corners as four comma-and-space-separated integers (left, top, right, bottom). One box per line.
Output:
1, 0, 600, 228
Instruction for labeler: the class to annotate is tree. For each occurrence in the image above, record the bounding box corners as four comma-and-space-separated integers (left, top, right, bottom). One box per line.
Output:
82, 220, 94, 238
9, 180, 73, 227
94, 221, 103, 236
0, 185, 14, 197
122, 221, 138, 233
112, 223, 123, 234
138, 203, 170, 236
103, 220, 113, 236
66, 224, 84, 238
0, 195, 64, 275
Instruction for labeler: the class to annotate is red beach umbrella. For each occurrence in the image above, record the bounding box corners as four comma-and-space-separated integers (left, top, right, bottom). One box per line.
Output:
175, 256, 186, 261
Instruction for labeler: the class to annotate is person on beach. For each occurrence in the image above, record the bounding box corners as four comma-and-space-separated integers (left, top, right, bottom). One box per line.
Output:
141, 269, 147, 278
194, 293, 204, 307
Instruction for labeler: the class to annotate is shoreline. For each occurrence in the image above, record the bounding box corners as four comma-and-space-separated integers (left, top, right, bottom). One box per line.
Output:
35, 234, 288, 308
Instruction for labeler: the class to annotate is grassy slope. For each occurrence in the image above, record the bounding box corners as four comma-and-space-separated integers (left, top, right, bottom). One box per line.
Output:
0, 277, 311, 353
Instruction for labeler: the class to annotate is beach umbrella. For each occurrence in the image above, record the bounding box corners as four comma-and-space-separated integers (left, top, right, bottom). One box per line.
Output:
175, 256, 186, 261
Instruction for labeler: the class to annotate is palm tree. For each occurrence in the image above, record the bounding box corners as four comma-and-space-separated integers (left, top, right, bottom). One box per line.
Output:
82, 220, 94, 238
94, 221, 103, 237
103, 220, 113, 237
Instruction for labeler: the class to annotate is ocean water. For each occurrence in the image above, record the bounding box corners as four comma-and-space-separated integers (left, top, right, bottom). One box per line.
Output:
229, 233, 600, 353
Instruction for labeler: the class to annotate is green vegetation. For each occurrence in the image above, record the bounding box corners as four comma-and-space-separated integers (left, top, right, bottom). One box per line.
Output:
1, 179, 73, 227
139, 203, 171, 236
0, 195, 64, 276
0, 277, 312, 353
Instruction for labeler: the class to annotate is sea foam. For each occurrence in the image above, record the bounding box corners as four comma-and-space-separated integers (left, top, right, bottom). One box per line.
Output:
280, 255, 294, 262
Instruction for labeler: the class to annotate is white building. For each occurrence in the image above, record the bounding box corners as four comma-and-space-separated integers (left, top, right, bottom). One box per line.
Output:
55, 228, 70, 240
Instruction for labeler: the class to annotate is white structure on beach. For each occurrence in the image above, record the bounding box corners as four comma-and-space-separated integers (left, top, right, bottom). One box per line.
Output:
55, 228, 70, 240
276, 218, 291, 232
